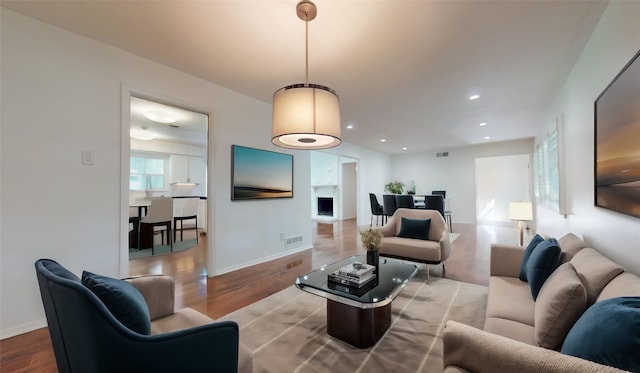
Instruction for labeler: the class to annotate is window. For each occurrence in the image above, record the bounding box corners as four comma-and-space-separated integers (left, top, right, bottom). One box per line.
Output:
534, 119, 565, 215
130, 154, 168, 191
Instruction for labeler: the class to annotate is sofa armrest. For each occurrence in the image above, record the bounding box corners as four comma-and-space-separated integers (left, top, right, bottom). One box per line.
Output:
490, 244, 525, 277
125, 275, 175, 320
443, 321, 626, 373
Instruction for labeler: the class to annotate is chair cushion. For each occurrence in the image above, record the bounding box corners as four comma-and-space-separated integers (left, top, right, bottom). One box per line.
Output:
519, 234, 545, 281
561, 297, 640, 372
525, 238, 561, 300
397, 217, 430, 240
534, 262, 587, 349
82, 271, 151, 335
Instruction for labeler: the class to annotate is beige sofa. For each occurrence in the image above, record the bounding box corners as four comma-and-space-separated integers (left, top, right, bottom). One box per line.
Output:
377, 208, 450, 281
443, 233, 640, 372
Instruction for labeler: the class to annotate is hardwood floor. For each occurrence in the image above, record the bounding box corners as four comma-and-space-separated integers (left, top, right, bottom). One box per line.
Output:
0, 220, 527, 372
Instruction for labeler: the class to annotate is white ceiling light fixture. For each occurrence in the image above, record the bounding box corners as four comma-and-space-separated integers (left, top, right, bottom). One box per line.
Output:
271, 0, 341, 150
469, 94, 480, 100
130, 126, 157, 141
143, 110, 177, 124
479, 122, 487, 126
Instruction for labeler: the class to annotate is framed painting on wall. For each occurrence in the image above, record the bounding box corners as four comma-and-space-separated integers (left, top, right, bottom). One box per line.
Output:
231, 145, 293, 200
594, 49, 640, 218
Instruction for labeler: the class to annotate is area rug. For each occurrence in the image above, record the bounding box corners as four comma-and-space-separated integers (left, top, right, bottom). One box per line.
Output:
450, 233, 460, 243
219, 268, 487, 373
128, 239, 197, 259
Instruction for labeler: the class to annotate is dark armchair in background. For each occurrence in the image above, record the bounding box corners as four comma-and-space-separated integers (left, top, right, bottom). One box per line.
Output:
35, 259, 252, 373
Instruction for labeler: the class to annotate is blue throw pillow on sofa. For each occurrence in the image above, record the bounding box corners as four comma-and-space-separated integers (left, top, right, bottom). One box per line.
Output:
561, 297, 640, 372
525, 238, 561, 300
398, 217, 430, 240
519, 234, 545, 281
82, 271, 151, 335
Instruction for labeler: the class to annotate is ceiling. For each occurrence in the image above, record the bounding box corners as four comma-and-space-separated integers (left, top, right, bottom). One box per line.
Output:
1, 0, 607, 154
130, 96, 208, 147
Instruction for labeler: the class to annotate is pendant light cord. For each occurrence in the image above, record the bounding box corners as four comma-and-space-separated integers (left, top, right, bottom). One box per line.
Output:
305, 14, 309, 86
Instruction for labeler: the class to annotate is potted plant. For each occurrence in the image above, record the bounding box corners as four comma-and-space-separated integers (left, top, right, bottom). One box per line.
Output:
360, 228, 383, 266
407, 180, 416, 195
384, 180, 404, 194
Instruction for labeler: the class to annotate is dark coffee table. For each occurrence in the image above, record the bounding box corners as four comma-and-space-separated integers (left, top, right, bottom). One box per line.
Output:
295, 255, 418, 348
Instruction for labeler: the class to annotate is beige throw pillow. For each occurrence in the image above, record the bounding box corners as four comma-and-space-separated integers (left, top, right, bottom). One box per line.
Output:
535, 262, 587, 349
570, 248, 624, 305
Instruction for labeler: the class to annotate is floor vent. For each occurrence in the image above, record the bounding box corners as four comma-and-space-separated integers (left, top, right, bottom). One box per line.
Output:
285, 235, 303, 247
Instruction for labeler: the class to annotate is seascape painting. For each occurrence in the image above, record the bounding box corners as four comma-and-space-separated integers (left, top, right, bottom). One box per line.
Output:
231, 145, 293, 200
595, 50, 640, 218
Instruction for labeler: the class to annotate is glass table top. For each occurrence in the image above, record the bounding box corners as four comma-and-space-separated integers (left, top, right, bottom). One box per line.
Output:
295, 255, 418, 308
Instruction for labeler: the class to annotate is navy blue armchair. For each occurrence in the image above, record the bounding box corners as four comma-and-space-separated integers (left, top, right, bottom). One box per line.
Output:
35, 259, 252, 373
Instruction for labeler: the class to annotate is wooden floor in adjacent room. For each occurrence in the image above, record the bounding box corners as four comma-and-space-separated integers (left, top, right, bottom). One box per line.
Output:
0, 219, 527, 372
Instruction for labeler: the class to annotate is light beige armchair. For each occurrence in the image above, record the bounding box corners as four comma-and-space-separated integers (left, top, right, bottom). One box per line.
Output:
378, 208, 450, 281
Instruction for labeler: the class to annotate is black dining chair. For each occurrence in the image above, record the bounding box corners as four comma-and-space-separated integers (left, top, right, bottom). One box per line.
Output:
382, 194, 398, 221
396, 194, 415, 209
424, 194, 445, 218
431, 190, 446, 199
369, 193, 385, 226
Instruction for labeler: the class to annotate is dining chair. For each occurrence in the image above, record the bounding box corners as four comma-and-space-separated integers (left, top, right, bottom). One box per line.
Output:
424, 194, 445, 218
174, 198, 199, 243
395, 194, 415, 209
382, 194, 398, 221
369, 193, 385, 226
140, 197, 173, 254
431, 191, 452, 232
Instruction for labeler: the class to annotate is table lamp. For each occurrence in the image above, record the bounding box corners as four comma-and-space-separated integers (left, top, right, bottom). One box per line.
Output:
509, 202, 533, 246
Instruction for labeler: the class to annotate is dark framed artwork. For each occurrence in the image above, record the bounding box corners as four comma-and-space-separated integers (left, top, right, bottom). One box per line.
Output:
231, 145, 293, 200
594, 49, 640, 218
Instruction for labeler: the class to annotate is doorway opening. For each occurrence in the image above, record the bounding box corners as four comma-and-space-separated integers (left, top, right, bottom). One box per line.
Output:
122, 93, 209, 273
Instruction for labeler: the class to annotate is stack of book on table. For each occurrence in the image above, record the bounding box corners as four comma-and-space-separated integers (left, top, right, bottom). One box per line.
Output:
328, 262, 376, 288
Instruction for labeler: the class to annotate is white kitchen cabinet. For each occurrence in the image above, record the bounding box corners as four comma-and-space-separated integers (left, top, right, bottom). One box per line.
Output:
171, 155, 205, 185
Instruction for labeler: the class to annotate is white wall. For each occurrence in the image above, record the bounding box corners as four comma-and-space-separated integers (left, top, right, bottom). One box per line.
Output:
322, 142, 392, 227
536, 1, 640, 275
475, 154, 531, 226
389, 139, 534, 224
0, 9, 314, 338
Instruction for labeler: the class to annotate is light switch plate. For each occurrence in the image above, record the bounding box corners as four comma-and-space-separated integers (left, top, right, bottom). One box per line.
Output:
82, 150, 95, 165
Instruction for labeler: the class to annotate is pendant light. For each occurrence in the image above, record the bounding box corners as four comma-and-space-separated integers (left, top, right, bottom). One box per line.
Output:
271, 0, 342, 149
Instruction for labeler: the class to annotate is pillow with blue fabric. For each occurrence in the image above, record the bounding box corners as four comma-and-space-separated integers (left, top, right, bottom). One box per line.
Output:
561, 297, 640, 372
82, 271, 151, 335
519, 234, 545, 281
398, 217, 430, 240
525, 238, 561, 300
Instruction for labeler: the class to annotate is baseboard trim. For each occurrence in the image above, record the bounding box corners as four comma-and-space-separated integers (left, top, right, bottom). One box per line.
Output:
1, 319, 47, 340
213, 244, 313, 276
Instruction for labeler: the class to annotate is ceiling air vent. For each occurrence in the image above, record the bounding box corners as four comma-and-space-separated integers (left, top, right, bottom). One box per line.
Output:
436, 152, 449, 158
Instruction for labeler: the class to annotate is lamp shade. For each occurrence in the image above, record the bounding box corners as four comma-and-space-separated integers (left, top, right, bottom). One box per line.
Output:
272, 83, 341, 149
509, 201, 533, 221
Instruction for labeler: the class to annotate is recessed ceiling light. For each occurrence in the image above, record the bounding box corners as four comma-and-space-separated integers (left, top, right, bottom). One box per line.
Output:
402, 147, 408, 151
479, 122, 487, 126
380, 139, 386, 143
346, 124, 353, 129
469, 95, 480, 100
484, 136, 491, 140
